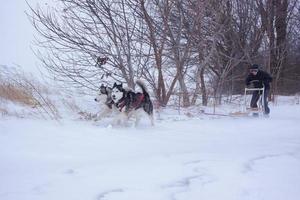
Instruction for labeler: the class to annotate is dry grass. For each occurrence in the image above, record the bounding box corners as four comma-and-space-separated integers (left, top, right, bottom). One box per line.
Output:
62, 97, 80, 113
78, 111, 97, 121
0, 83, 37, 107
0, 66, 60, 120
0, 107, 8, 116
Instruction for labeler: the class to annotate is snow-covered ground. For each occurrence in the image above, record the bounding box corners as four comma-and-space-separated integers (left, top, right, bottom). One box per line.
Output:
1, 98, 300, 200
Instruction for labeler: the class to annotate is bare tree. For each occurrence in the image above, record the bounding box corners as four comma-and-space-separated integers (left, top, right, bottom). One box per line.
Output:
27, 0, 300, 109
182, 0, 210, 106
138, 0, 208, 107
202, 0, 267, 104
136, 0, 170, 106
28, 0, 147, 90
256, 0, 297, 96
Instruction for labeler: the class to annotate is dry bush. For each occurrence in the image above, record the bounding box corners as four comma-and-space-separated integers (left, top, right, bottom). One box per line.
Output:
0, 66, 60, 120
0, 83, 37, 107
0, 107, 8, 116
78, 111, 97, 121
62, 97, 80, 113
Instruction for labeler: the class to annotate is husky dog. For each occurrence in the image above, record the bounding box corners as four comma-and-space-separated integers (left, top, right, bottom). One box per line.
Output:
94, 84, 114, 119
111, 80, 154, 126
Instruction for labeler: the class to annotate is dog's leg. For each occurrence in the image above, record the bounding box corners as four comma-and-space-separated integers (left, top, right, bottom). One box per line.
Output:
97, 106, 111, 120
149, 113, 155, 126
134, 111, 142, 127
122, 112, 130, 126
112, 112, 127, 126
112, 113, 121, 126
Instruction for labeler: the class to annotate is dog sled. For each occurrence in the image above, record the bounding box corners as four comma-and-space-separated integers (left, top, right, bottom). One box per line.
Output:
229, 87, 266, 117
197, 87, 267, 118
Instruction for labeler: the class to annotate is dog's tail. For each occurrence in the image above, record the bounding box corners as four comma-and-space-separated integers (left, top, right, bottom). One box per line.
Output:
136, 80, 149, 96
136, 80, 153, 115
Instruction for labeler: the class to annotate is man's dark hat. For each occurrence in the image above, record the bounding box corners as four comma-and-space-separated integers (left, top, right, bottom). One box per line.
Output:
249, 64, 259, 70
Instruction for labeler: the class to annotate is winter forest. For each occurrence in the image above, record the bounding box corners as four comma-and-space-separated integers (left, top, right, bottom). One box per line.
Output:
28, 0, 300, 107
1, 1, 300, 200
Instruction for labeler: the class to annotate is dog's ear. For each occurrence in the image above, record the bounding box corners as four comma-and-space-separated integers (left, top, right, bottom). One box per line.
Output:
113, 82, 117, 87
100, 83, 104, 88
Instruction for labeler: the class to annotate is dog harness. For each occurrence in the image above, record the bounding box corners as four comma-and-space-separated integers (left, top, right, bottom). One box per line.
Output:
133, 93, 145, 108
116, 93, 145, 112
116, 99, 126, 112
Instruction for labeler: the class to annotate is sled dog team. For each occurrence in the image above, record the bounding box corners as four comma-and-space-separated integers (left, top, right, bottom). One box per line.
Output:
95, 64, 272, 125
94, 80, 154, 126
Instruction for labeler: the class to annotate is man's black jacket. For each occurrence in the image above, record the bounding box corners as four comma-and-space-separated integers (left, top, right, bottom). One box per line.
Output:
245, 70, 272, 89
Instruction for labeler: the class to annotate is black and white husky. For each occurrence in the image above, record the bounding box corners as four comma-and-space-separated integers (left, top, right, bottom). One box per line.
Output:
111, 80, 154, 126
94, 84, 115, 119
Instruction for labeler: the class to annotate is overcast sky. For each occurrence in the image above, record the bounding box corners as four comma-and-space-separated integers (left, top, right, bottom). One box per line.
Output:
0, 0, 47, 75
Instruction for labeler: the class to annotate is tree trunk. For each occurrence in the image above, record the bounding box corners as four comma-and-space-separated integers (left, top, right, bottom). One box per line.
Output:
200, 67, 208, 106
178, 71, 190, 107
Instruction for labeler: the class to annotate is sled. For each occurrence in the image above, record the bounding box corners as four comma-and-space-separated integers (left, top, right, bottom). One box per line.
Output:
229, 87, 265, 117
199, 87, 266, 118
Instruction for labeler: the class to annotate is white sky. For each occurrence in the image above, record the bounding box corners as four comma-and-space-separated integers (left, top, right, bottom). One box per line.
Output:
0, 0, 47, 75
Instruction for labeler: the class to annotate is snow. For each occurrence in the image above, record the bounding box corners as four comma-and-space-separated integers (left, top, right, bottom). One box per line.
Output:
0, 98, 300, 200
